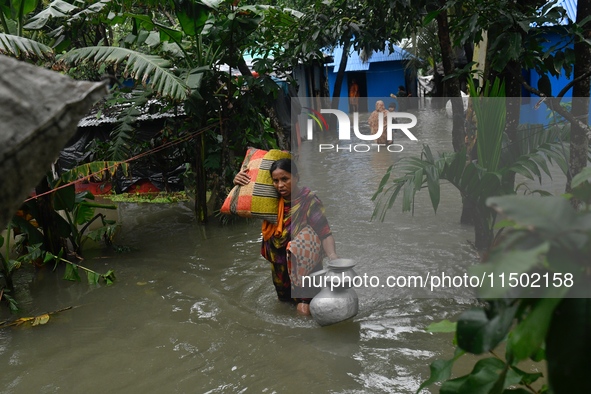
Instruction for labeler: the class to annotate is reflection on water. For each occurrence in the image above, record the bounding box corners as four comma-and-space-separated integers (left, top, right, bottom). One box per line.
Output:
1, 100, 485, 393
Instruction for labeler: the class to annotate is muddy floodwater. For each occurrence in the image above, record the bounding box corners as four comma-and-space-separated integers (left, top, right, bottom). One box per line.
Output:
1, 99, 554, 393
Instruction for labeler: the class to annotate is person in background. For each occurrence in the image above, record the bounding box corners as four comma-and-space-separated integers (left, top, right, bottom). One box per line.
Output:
368, 100, 392, 145
348, 79, 360, 112
397, 85, 409, 98
234, 159, 338, 315
396, 85, 410, 111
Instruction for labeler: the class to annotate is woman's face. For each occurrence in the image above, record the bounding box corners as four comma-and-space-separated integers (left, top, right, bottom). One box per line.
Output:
271, 168, 297, 199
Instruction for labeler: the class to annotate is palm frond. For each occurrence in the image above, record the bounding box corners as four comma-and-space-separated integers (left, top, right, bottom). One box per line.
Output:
0, 33, 54, 60
59, 161, 129, 184
22, 0, 78, 30
469, 78, 506, 172
373, 144, 506, 222
372, 145, 451, 220
62, 46, 188, 101
510, 141, 570, 179
108, 112, 137, 161
503, 124, 571, 180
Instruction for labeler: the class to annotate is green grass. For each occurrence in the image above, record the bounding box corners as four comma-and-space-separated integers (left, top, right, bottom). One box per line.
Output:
104, 191, 191, 204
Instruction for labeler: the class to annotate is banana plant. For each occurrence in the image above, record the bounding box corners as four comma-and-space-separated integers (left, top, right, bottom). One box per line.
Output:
62, 46, 190, 101
12, 162, 126, 255
1, 0, 110, 60
0, 32, 53, 59
13, 186, 119, 255
0, 0, 54, 60
52, 161, 129, 253
24, 0, 111, 52
372, 79, 572, 250
57, 0, 224, 102
0, 0, 38, 36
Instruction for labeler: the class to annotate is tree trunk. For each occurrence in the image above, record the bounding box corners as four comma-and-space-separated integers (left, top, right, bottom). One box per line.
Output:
236, 57, 252, 76
331, 40, 351, 110
265, 106, 290, 150
568, 0, 591, 203
218, 109, 230, 209
194, 133, 208, 224
502, 60, 522, 192
436, 3, 464, 152
503, 60, 521, 141
473, 203, 494, 251
437, 2, 474, 228
35, 177, 63, 256
460, 196, 474, 225
236, 56, 290, 150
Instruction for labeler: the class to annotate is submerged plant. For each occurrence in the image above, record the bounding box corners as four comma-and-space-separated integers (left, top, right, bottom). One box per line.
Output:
372, 79, 571, 250
417, 172, 591, 394
0, 164, 125, 312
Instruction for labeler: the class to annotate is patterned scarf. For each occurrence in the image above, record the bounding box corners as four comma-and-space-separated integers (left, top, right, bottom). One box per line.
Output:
261, 187, 315, 245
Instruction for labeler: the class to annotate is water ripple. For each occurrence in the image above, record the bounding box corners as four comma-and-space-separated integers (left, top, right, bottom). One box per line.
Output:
189, 299, 220, 321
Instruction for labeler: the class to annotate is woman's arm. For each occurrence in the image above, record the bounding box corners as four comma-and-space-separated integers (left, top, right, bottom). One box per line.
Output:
322, 235, 338, 260
233, 169, 250, 186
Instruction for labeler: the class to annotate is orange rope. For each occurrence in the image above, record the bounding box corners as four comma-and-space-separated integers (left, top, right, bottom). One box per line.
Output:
25, 122, 219, 202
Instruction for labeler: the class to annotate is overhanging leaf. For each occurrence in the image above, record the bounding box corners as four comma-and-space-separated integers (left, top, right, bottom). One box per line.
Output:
425, 166, 440, 213
507, 298, 561, 362
456, 302, 518, 354
59, 161, 128, 184
571, 167, 591, 188
54, 184, 76, 211
440, 358, 506, 394
174, 0, 211, 36
426, 319, 457, 333
10, 215, 44, 245
509, 366, 543, 386
75, 203, 95, 225
62, 47, 188, 101
23, 0, 77, 30
0, 33, 53, 60
487, 196, 579, 238
154, 21, 183, 43
416, 348, 465, 393
470, 243, 550, 299
103, 269, 116, 285
507, 295, 564, 362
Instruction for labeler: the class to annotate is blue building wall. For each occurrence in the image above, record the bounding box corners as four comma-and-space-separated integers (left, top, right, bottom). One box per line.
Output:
519, 30, 590, 125
327, 61, 407, 112
366, 62, 406, 111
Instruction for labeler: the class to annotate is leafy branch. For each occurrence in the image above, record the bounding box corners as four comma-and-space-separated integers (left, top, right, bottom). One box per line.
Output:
43, 249, 116, 285
0, 306, 74, 329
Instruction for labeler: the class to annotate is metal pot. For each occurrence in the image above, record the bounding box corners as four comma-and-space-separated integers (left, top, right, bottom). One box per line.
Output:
309, 259, 359, 326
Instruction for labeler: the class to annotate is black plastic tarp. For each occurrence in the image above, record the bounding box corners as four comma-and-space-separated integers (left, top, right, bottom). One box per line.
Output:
57, 125, 185, 193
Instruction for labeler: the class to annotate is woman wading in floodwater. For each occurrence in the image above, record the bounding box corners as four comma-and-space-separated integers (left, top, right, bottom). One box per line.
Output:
368, 100, 393, 145
234, 158, 338, 315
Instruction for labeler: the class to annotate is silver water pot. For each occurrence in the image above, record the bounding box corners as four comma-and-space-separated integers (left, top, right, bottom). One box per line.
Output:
309, 258, 359, 326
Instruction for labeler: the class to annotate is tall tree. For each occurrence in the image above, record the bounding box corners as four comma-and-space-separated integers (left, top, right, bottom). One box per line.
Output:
569, 0, 591, 202
435, 0, 465, 152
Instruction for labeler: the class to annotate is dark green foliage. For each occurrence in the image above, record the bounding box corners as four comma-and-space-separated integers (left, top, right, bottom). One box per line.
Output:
418, 185, 591, 393
546, 297, 591, 394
